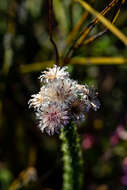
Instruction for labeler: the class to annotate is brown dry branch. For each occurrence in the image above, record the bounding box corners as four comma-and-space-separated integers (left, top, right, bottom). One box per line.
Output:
63, 0, 125, 65
66, 0, 95, 44
77, 0, 127, 45
48, 0, 60, 65
84, 1, 122, 45
66, 12, 89, 45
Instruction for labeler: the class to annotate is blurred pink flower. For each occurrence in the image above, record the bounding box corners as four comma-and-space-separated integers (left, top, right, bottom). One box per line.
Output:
110, 133, 119, 146
82, 134, 94, 150
121, 157, 127, 186
116, 125, 124, 135
116, 125, 127, 140
121, 175, 127, 186
122, 157, 127, 174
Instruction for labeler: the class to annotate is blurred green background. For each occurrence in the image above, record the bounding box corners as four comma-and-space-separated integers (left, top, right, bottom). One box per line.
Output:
1, 0, 127, 190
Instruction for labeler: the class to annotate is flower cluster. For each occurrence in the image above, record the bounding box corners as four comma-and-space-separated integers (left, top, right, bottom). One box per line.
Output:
28, 65, 100, 135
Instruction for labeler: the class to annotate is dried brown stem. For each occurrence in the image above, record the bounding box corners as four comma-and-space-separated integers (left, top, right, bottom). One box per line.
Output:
48, 0, 60, 65
66, 0, 95, 44
84, 0, 123, 45
84, 29, 107, 45
63, 0, 122, 65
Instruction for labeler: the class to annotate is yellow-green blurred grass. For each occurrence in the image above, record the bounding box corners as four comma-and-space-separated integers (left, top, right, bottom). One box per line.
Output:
53, 0, 69, 35
75, 0, 127, 46
72, 0, 120, 49
20, 61, 54, 73
20, 57, 127, 74
66, 11, 89, 44
66, 0, 96, 44
84, 6, 121, 45
71, 57, 127, 64
9, 167, 37, 190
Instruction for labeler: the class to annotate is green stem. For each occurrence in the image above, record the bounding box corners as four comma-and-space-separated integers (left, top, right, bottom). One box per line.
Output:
60, 122, 83, 190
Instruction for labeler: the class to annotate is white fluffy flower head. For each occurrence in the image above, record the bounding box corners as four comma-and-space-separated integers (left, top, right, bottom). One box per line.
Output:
37, 103, 69, 135
28, 65, 100, 135
44, 79, 78, 104
39, 64, 69, 83
28, 87, 45, 109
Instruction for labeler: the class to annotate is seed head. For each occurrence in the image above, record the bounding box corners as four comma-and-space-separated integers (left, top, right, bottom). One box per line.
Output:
37, 103, 69, 135
39, 65, 69, 83
28, 65, 100, 135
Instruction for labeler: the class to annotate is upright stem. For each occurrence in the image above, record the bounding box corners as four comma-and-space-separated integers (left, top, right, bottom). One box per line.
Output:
48, 0, 60, 65
60, 123, 83, 190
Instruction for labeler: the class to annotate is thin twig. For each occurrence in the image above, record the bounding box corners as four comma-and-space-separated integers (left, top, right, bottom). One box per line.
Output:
63, 0, 121, 64
66, 0, 95, 44
84, 29, 107, 45
20, 57, 127, 73
48, 0, 60, 65
84, 0, 122, 45
77, 0, 127, 44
